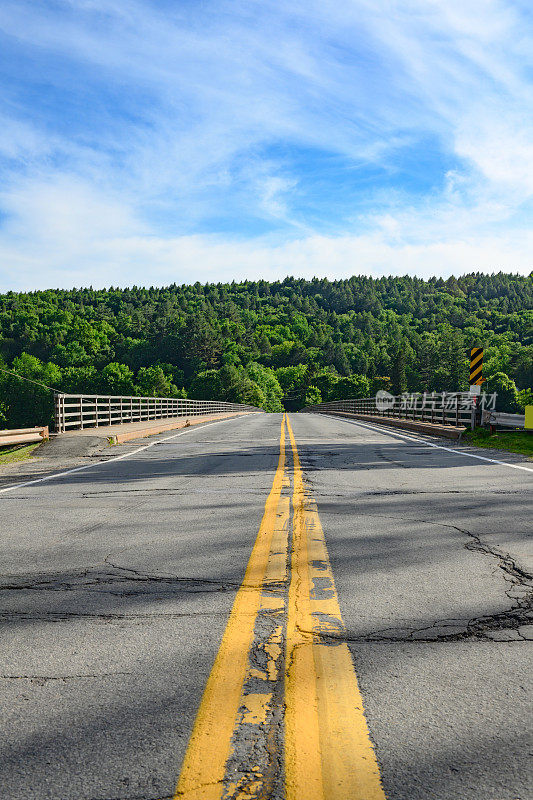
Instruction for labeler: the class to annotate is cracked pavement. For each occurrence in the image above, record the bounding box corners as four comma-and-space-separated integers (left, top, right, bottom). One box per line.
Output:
0, 412, 531, 799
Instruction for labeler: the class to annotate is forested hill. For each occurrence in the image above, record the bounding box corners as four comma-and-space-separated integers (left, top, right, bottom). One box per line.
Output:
0, 273, 532, 426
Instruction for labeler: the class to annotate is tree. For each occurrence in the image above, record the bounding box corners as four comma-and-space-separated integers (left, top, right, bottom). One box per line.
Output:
99, 363, 135, 395
189, 369, 223, 400
236, 378, 265, 407
246, 363, 284, 412
438, 327, 467, 391
371, 376, 392, 394
136, 366, 177, 397
215, 364, 264, 406
334, 375, 371, 400
487, 372, 519, 412
59, 366, 98, 393
177, 315, 222, 377
257, 332, 271, 356
304, 386, 322, 406
391, 347, 407, 395
275, 365, 308, 395
0, 353, 57, 428
311, 369, 340, 402
416, 334, 438, 391
332, 343, 351, 376
516, 387, 533, 410
270, 341, 299, 368
344, 344, 369, 375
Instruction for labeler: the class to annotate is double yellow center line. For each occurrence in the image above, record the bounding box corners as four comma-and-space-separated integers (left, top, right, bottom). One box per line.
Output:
174, 414, 386, 799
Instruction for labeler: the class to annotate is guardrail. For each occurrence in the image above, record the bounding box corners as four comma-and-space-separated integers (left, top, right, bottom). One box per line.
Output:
54, 394, 260, 433
482, 410, 525, 430
0, 426, 49, 447
302, 393, 474, 428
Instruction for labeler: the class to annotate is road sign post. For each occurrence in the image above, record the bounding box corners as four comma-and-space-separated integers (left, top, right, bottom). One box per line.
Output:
469, 347, 484, 428
469, 347, 483, 387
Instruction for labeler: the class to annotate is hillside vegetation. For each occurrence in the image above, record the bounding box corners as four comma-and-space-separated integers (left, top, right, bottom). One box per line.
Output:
0, 273, 531, 427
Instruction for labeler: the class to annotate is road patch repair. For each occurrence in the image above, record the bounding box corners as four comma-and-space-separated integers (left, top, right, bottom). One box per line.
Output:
174, 414, 385, 800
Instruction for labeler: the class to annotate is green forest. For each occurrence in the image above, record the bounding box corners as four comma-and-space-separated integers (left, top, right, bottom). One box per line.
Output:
0, 272, 532, 428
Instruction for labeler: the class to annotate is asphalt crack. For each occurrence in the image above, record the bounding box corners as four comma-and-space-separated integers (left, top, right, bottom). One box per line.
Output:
0, 672, 132, 682
354, 512, 533, 641
0, 566, 241, 596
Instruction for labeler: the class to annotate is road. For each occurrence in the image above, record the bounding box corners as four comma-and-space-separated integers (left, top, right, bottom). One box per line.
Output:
1, 412, 531, 800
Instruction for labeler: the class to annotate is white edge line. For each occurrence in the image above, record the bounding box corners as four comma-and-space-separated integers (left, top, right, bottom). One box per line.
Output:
0, 415, 245, 495
319, 414, 533, 474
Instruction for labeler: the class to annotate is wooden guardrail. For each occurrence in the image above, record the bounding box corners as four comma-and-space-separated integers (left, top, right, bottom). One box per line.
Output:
54, 394, 260, 433
0, 426, 49, 447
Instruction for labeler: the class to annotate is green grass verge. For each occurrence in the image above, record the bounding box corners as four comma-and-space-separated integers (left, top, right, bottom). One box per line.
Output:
0, 442, 42, 465
464, 428, 533, 459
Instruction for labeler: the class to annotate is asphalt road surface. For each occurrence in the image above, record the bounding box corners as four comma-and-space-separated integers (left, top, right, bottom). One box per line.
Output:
1, 412, 531, 800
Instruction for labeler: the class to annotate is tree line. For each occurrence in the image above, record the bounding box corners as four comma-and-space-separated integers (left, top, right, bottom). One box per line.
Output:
0, 272, 531, 428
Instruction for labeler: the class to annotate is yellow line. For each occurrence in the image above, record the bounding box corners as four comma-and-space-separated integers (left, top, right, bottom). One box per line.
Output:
225, 491, 290, 797
263, 494, 290, 587
285, 435, 324, 799
174, 415, 287, 799
285, 414, 387, 800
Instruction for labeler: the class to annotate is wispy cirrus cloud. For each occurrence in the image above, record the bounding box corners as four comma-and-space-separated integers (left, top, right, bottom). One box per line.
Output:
0, 0, 531, 290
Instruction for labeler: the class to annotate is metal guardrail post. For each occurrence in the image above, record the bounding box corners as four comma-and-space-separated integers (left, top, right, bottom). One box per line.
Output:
54, 393, 64, 433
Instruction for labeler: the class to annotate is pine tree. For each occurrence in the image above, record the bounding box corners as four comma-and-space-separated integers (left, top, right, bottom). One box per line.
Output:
391, 346, 407, 395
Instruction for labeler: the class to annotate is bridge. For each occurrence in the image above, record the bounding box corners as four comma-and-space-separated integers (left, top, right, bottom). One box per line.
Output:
0, 409, 531, 800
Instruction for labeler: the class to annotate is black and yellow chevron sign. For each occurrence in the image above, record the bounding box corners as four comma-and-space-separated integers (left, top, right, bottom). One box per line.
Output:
470, 347, 483, 385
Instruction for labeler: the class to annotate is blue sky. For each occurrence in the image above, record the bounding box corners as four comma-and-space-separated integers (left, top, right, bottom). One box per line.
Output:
0, 0, 532, 290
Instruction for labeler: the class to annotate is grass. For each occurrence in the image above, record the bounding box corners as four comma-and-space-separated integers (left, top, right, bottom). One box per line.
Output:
464, 427, 533, 459
0, 442, 42, 466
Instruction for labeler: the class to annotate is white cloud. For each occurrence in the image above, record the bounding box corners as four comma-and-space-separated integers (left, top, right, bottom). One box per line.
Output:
0, 177, 530, 292
0, 0, 531, 287
1, 229, 530, 293
2, 176, 143, 243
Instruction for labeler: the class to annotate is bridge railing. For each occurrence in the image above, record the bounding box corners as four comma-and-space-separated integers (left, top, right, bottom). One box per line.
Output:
302, 393, 474, 428
54, 394, 260, 433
